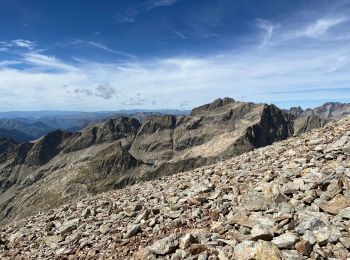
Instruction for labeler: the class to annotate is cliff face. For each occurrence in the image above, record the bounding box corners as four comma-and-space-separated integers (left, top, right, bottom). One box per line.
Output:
0, 98, 296, 224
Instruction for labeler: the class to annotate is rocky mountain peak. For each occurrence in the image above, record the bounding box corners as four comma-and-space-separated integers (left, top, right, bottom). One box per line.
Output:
286, 106, 304, 117
190, 97, 235, 116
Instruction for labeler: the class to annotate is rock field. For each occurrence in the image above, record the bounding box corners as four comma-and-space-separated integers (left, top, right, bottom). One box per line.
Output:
1, 116, 350, 259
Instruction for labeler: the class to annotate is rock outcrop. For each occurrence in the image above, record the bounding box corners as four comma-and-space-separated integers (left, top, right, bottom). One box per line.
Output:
0, 115, 349, 259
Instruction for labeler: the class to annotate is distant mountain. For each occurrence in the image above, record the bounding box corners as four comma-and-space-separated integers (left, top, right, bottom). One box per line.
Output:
0, 109, 190, 120
0, 128, 33, 142
0, 119, 54, 139
285, 102, 350, 120
0, 110, 190, 140
311, 102, 350, 119
285, 102, 350, 135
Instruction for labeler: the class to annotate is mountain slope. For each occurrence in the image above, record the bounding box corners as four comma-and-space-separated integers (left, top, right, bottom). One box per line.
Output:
0, 98, 293, 225
0, 128, 33, 143
0, 120, 54, 139
1, 115, 349, 259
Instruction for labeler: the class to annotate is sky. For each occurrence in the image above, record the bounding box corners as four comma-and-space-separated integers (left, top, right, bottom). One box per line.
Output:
0, 0, 350, 111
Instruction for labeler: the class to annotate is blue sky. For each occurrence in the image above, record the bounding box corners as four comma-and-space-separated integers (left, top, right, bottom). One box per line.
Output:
0, 0, 350, 111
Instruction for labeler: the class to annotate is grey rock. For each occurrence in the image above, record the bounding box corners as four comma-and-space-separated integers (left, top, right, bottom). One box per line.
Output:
58, 218, 79, 235
149, 234, 179, 255
272, 233, 299, 249
240, 190, 269, 211
124, 224, 141, 238
251, 224, 274, 240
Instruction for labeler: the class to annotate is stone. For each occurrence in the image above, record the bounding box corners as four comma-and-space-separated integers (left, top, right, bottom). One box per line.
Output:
171, 249, 187, 260
124, 224, 141, 238
135, 209, 152, 223
188, 244, 207, 255
313, 226, 341, 245
318, 194, 350, 214
133, 248, 154, 260
280, 250, 301, 259
295, 240, 312, 256
272, 233, 299, 249
302, 231, 316, 245
149, 234, 179, 255
339, 237, 350, 249
296, 217, 326, 235
240, 190, 269, 211
338, 207, 350, 219
59, 218, 79, 235
226, 210, 255, 228
234, 240, 281, 260
251, 224, 274, 241
179, 234, 198, 249
99, 223, 111, 235
81, 208, 91, 218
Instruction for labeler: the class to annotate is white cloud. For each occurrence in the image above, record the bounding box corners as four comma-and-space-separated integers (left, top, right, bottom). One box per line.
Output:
95, 84, 117, 99
1, 40, 350, 111
293, 17, 349, 38
12, 39, 36, 50
256, 18, 276, 47
1, 7, 350, 111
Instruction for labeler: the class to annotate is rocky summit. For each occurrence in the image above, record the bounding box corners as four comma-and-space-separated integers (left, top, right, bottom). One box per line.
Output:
0, 114, 349, 259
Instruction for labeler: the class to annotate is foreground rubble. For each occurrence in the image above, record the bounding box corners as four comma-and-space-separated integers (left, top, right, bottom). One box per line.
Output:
1, 116, 350, 259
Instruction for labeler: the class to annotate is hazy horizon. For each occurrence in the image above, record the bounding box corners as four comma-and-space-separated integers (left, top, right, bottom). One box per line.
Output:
0, 98, 348, 114
1, 0, 350, 111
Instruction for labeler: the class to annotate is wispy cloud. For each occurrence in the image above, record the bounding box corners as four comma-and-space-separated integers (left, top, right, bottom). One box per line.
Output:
256, 18, 276, 47
148, 0, 179, 9
0, 39, 36, 50
122, 93, 146, 106
289, 17, 349, 39
23, 52, 79, 72
74, 88, 93, 96
256, 15, 350, 47
1, 1, 350, 111
12, 39, 36, 50
88, 41, 137, 59
171, 29, 188, 39
114, 0, 179, 24
58, 39, 136, 59
1, 40, 350, 110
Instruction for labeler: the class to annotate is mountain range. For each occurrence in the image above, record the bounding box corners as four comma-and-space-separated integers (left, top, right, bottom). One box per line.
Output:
1, 104, 349, 259
0, 98, 349, 226
0, 110, 190, 142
